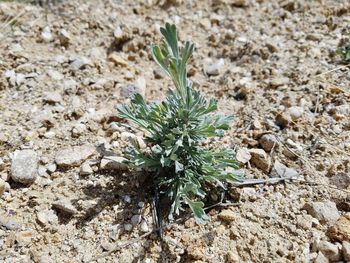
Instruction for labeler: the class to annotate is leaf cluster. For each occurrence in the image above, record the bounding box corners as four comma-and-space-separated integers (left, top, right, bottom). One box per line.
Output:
337, 43, 350, 63
118, 23, 240, 224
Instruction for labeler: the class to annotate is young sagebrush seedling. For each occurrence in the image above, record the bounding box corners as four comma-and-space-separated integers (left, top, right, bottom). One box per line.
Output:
337, 45, 350, 63
118, 23, 241, 225
337, 39, 350, 63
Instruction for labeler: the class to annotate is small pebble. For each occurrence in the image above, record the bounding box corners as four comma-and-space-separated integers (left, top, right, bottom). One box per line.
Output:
131, 214, 141, 225
124, 223, 132, 231
123, 195, 131, 203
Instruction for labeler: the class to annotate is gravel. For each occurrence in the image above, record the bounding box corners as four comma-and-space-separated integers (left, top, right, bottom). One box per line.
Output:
0, 0, 349, 262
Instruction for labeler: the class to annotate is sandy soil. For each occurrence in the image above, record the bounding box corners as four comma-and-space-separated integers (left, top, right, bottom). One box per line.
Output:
0, 0, 350, 262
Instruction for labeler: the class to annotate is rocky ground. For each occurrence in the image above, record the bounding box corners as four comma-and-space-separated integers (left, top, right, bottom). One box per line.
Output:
0, 0, 350, 262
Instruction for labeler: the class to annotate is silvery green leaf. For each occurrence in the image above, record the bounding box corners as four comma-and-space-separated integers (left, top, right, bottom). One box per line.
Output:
152, 145, 163, 154
175, 161, 184, 173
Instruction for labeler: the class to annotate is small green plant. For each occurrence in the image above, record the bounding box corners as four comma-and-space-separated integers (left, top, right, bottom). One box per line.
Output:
337, 43, 350, 63
118, 23, 240, 224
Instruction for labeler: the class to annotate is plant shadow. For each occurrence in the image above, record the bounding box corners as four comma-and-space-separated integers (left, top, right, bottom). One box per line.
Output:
73, 168, 150, 229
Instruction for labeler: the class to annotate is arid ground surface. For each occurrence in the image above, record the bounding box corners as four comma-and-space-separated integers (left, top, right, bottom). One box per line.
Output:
0, 0, 350, 262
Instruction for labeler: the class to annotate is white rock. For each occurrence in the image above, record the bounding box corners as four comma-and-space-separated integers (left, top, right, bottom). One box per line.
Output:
203, 58, 225, 76
43, 91, 62, 104
114, 26, 124, 40
80, 162, 93, 175
236, 148, 251, 164
46, 163, 57, 173
0, 212, 21, 230
108, 225, 121, 241
111, 141, 120, 148
38, 165, 48, 177
10, 43, 23, 52
270, 160, 298, 178
55, 145, 96, 168
11, 150, 38, 184
124, 223, 132, 231
36, 210, 58, 226
41, 26, 53, 42
288, 106, 304, 121
70, 57, 91, 71
53, 199, 77, 214
119, 77, 146, 98
4, 70, 15, 78
100, 156, 128, 171
120, 131, 136, 142
47, 70, 64, 80
135, 77, 146, 97
269, 77, 290, 88
100, 240, 114, 251
140, 220, 149, 232
44, 131, 56, 139
63, 79, 77, 93
123, 195, 131, 203
16, 73, 25, 85
72, 123, 87, 137
303, 201, 340, 225
286, 139, 303, 151
138, 202, 145, 208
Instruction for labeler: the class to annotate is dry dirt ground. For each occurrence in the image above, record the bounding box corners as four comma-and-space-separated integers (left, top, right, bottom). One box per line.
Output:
0, 0, 350, 262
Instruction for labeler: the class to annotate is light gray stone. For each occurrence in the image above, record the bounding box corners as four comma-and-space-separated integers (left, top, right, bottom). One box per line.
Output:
43, 91, 62, 104
36, 210, 58, 226
100, 156, 128, 171
269, 77, 290, 88
123, 195, 131, 203
288, 106, 304, 121
108, 225, 121, 241
11, 150, 38, 184
46, 163, 57, 173
304, 201, 340, 225
131, 214, 141, 225
270, 160, 298, 178
203, 58, 224, 76
80, 162, 93, 175
70, 57, 91, 71
0, 211, 21, 230
55, 145, 96, 168
53, 199, 77, 215
41, 26, 53, 42
140, 220, 149, 232
124, 223, 132, 231
236, 148, 251, 164
119, 77, 146, 98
